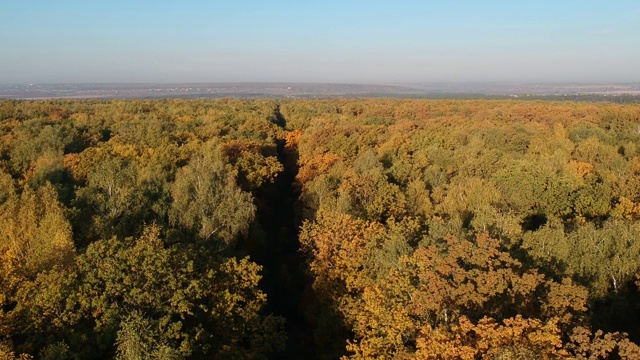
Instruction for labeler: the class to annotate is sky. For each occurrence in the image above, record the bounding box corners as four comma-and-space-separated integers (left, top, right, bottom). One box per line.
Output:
1, 1, 639, 84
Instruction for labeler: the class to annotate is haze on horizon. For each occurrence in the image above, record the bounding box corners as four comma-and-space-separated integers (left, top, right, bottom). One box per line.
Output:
1, 1, 639, 85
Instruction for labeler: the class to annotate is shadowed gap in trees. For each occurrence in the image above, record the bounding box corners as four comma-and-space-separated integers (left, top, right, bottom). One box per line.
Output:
249, 105, 319, 359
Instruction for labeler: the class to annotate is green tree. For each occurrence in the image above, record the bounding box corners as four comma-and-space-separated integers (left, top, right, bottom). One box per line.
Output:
70, 225, 284, 359
170, 143, 255, 247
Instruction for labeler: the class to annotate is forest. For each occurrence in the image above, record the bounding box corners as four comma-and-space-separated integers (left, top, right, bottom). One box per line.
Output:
1, 98, 640, 359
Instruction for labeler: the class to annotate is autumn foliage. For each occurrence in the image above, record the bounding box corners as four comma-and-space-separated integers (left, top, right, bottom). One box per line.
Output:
291, 99, 640, 358
2, 98, 640, 359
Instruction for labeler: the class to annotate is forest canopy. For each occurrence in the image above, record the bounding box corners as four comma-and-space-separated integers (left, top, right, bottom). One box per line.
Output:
1, 98, 640, 359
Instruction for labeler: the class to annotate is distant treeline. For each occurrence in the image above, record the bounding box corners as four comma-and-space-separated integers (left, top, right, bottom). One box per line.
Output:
525, 94, 640, 104
119, 93, 640, 103
407, 93, 640, 103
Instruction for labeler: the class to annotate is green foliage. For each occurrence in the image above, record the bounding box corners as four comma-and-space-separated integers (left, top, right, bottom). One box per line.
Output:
0, 169, 15, 204
39, 342, 75, 360
169, 142, 255, 246
70, 225, 285, 358
75, 154, 146, 240
115, 312, 183, 360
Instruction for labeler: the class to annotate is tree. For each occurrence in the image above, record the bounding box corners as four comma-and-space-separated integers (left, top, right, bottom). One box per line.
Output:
75, 154, 145, 240
0, 170, 15, 205
0, 184, 75, 356
70, 225, 284, 359
0, 184, 74, 296
170, 143, 255, 247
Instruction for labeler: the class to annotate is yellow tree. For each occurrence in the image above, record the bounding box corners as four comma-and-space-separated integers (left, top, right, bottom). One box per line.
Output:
0, 183, 75, 355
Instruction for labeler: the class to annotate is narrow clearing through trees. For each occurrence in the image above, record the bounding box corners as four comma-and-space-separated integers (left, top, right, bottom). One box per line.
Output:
251, 108, 316, 359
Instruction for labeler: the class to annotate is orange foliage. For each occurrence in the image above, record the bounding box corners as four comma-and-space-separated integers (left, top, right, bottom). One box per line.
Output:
46, 107, 69, 123
62, 153, 81, 177
569, 160, 594, 177
284, 129, 302, 155
416, 316, 569, 359
174, 114, 194, 123
339, 232, 593, 358
299, 212, 386, 299
63, 150, 101, 184
567, 326, 640, 359
296, 152, 340, 185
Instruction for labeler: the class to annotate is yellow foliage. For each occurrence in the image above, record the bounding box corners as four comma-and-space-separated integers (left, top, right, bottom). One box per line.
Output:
0, 185, 75, 294
110, 143, 141, 159
416, 315, 569, 359
174, 114, 193, 123
612, 196, 640, 220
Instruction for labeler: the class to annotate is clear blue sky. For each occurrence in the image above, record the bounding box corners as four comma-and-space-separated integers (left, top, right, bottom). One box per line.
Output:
1, 1, 639, 84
